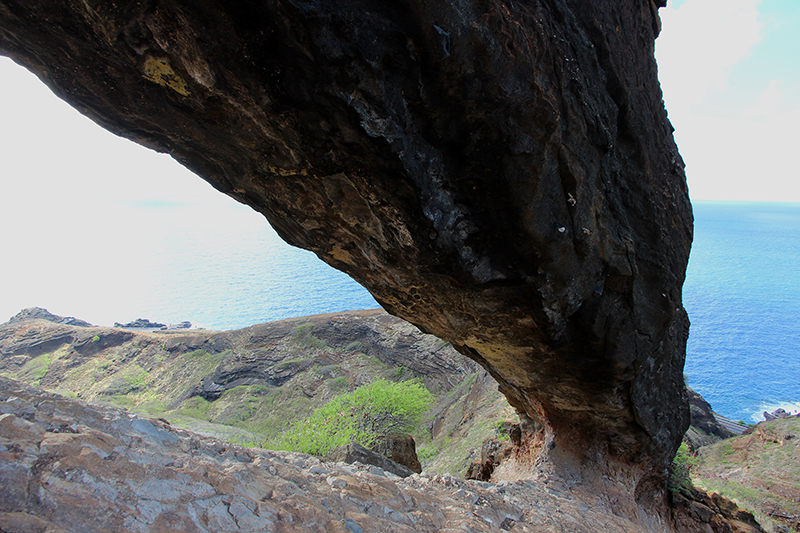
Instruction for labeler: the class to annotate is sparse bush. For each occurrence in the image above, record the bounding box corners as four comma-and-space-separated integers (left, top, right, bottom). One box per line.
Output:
273, 378, 433, 456
19, 353, 53, 385
669, 442, 696, 492
391, 366, 409, 380
328, 376, 349, 392
346, 341, 363, 352
291, 323, 327, 350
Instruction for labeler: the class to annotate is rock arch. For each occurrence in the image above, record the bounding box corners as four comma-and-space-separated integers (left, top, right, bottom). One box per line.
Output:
0, 0, 691, 513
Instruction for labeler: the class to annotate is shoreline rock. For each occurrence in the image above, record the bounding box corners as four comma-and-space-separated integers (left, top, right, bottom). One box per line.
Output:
114, 318, 167, 329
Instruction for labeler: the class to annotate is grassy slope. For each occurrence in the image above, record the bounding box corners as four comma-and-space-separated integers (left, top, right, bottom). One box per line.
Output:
0, 313, 515, 475
691, 417, 800, 532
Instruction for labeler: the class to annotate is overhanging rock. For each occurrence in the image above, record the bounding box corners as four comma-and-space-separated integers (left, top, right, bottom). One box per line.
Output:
0, 0, 692, 500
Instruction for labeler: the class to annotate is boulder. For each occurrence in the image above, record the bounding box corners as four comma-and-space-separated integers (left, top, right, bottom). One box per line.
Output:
370, 434, 422, 474
764, 408, 792, 421
113, 318, 166, 329
327, 442, 415, 478
683, 388, 735, 450
465, 437, 515, 482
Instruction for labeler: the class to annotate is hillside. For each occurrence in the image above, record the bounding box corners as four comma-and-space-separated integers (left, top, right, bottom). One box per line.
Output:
0, 308, 515, 476
0, 308, 780, 532
690, 416, 800, 532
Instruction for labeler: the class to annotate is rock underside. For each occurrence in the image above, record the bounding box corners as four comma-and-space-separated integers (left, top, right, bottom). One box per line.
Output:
0, 0, 693, 523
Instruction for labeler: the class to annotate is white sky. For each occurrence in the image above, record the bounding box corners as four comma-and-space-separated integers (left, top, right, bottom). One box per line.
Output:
655, 0, 800, 201
0, 0, 798, 322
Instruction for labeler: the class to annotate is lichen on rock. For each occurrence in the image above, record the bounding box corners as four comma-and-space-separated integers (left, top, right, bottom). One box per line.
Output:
142, 55, 190, 96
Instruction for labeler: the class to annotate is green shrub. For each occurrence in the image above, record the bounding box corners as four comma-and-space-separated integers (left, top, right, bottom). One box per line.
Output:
328, 376, 349, 392
177, 396, 211, 419
291, 323, 327, 350
273, 379, 433, 456
669, 442, 696, 492
123, 365, 151, 392
391, 366, 410, 380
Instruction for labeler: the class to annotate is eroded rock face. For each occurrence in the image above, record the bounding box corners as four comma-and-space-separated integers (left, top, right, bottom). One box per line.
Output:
0, 0, 692, 503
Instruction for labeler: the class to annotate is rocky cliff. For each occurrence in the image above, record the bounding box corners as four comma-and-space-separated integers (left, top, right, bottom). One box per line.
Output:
0, 0, 693, 521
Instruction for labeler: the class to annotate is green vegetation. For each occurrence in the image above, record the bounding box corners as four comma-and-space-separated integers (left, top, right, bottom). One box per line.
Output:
18, 353, 53, 385
275, 358, 310, 371
273, 379, 433, 456
391, 366, 410, 380
123, 365, 151, 392
291, 323, 328, 350
668, 442, 695, 492
328, 376, 349, 392
314, 364, 340, 378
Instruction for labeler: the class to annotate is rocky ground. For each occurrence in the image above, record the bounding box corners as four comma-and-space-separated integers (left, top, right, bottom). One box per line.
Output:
2, 374, 760, 533
0, 374, 685, 533
0, 309, 783, 532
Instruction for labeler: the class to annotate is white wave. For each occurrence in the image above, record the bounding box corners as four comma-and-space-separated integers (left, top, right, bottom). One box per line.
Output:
751, 400, 800, 423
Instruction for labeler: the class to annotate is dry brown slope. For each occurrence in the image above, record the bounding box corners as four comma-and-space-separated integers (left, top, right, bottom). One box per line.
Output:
692, 416, 800, 532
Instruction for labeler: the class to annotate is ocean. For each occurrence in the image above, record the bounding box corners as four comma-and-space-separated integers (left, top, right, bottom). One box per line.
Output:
683, 201, 800, 422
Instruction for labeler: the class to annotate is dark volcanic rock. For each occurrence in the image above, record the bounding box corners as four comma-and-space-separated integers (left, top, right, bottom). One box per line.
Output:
370, 434, 422, 474
466, 437, 515, 482
683, 388, 735, 451
114, 318, 167, 329
7, 307, 92, 328
0, 0, 692, 511
327, 442, 415, 478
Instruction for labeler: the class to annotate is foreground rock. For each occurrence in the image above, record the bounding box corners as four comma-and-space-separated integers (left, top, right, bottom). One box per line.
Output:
0, 0, 692, 516
1, 375, 684, 533
327, 442, 415, 478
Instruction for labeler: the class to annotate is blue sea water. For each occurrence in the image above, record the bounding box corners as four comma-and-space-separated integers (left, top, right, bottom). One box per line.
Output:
124, 202, 381, 331
683, 202, 800, 422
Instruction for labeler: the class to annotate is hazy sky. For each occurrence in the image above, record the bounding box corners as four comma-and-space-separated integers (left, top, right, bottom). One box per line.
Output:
0, 0, 798, 322
655, 0, 800, 201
